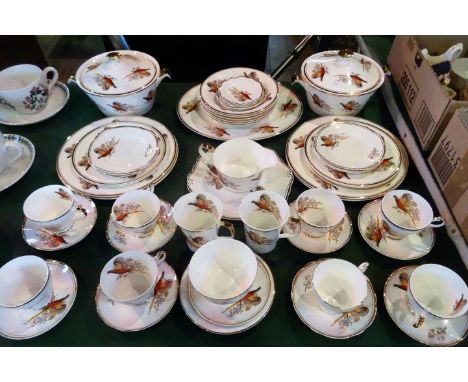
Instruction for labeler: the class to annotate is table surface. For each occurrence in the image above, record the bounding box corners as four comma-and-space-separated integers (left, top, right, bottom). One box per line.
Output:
0, 36, 466, 347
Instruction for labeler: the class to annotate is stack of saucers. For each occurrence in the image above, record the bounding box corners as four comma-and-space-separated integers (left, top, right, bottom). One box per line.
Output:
286, 116, 409, 201
56, 116, 178, 200
199, 67, 279, 129
179, 238, 275, 334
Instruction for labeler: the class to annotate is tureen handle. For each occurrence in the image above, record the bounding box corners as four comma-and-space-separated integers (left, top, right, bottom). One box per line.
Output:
153, 68, 171, 90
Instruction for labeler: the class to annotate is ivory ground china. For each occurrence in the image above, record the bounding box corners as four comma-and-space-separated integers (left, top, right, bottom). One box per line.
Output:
106, 199, 176, 253
293, 50, 385, 116
56, 116, 178, 199
0, 260, 77, 340
177, 84, 302, 141
180, 255, 275, 335
381, 190, 444, 237
74, 50, 170, 116
383, 266, 467, 346
291, 260, 377, 339
23, 193, 97, 251
287, 203, 352, 254
96, 261, 178, 332
308, 119, 385, 173
88, 126, 160, 176
304, 119, 402, 190
189, 239, 257, 305
189, 255, 271, 327
187, 150, 294, 220
0, 135, 35, 192
71, 120, 166, 187
0, 82, 69, 126
0, 131, 22, 174
285, 116, 409, 201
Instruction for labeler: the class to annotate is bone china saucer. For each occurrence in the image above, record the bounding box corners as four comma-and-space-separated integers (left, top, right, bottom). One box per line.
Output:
0, 260, 77, 340
180, 255, 275, 335
383, 266, 467, 346
0, 82, 69, 126
358, 200, 435, 260
286, 203, 352, 254
105, 199, 176, 252
291, 260, 377, 339
22, 193, 97, 251
187, 152, 293, 220
95, 261, 178, 332
177, 84, 302, 141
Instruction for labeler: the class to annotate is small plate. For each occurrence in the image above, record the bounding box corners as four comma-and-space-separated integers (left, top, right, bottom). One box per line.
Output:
106, 199, 176, 252
96, 261, 178, 332
22, 193, 97, 251
178, 84, 302, 141
291, 260, 377, 339
287, 203, 352, 254
187, 151, 294, 220
358, 200, 435, 260
189, 256, 271, 326
0, 134, 35, 192
0, 82, 69, 126
383, 266, 468, 346
179, 255, 275, 335
0, 260, 77, 340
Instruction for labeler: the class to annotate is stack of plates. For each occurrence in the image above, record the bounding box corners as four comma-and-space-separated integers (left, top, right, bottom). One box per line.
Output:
286, 116, 409, 201
57, 116, 178, 200
199, 67, 279, 128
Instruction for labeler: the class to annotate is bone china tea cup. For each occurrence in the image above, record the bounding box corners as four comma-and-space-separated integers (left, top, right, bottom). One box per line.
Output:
0, 64, 58, 115
198, 138, 277, 193
0, 255, 53, 310
381, 190, 444, 237
173, 192, 235, 252
111, 190, 161, 238
189, 238, 258, 305
295, 188, 345, 238
407, 264, 468, 328
239, 190, 298, 254
100, 250, 166, 305
311, 259, 369, 315
23, 185, 86, 234
0, 131, 23, 174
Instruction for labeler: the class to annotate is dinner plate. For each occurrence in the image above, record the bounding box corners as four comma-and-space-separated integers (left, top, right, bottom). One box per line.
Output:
0, 82, 69, 126
286, 116, 408, 201
56, 116, 178, 199
178, 84, 302, 141
0, 135, 35, 192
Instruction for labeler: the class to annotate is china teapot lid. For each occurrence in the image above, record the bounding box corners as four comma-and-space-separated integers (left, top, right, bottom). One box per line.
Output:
77, 50, 159, 96
301, 50, 383, 95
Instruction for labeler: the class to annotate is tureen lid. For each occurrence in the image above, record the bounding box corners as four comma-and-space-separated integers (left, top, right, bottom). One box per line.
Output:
77, 50, 159, 96
302, 50, 383, 95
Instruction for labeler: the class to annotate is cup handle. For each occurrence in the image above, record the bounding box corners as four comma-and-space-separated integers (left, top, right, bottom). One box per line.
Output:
198, 142, 214, 164
72, 204, 88, 223
4, 143, 23, 166
358, 262, 369, 274
153, 250, 166, 265
42, 67, 59, 94
430, 216, 445, 228
279, 218, 301, 239
218, 220, 235, 238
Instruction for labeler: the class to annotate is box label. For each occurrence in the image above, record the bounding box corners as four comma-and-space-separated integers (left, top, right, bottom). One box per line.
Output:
430, 134, 462, 186
399, 64, 419, 110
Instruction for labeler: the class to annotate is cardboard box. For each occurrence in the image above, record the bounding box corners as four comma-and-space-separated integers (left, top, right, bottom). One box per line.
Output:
388, 35, 468, 150
429, 108, 468, 242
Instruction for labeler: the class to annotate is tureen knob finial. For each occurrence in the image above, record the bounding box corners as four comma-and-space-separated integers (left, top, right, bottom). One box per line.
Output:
106, 52, 121, 61
338, 49, 354, 58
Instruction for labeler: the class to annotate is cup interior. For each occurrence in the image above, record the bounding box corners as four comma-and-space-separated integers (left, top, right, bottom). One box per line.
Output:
296, 189, 345, 228
100, 251, 157, 302
112, 190, 160, 228
173, 192, 221, 231
239, 190, 289, 230
410, 264, 468, 318
0, 64, 41, 91
313, 259, 367, 309
381, 190, 433, 230
23, 185, 74, 222
213, 139, 265, 178
189, 238, 257, 300
0, 256, 49, 307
